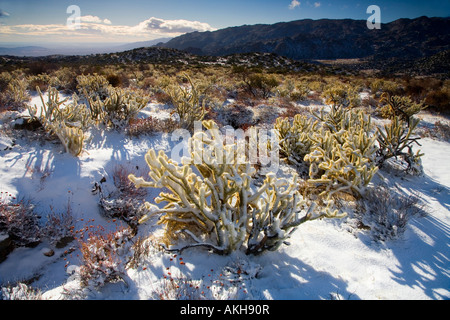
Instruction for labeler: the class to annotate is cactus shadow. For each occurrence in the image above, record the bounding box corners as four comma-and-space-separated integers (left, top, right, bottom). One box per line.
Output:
252, 251, 360, 300
385, 173, 450, 299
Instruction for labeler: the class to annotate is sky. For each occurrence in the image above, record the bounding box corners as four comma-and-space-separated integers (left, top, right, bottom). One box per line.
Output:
0, 0, 449, 45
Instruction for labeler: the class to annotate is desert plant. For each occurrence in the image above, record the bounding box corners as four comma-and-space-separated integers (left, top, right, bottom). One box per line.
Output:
1, 283, 43, 300
275, 107, 378, 198
99, 87, 150, 129
0, 75, 30, 110
27, 87, 86, 156
78, 226, 134, 288
165, 74, 207, 131
0, 192, 41, 247
43, 203, 75, 248
322, 82, 361, 109
76, 74, 110, 100
274, 114, 320, 166
304, 125, 379, 199
356, 185, 424, 241
378, 93, 427, 125
376, 115, 423, 174
129, 120, 344, 255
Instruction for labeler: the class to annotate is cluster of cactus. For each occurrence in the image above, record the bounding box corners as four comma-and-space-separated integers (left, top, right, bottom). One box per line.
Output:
129, 120, 344, 255
275, 114, 320, 166
76, 74, 110, 100
321, 82, 361, 109
85, 86, 150, 128
275, 106, 379, 198
165, 74, 207, 131
27, 87, 88, 156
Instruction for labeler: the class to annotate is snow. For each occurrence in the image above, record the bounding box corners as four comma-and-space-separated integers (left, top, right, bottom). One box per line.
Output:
0, 100, 449, 301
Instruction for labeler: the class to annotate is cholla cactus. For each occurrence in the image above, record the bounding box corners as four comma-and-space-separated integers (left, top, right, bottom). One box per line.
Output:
6, 78, 30, 108
305, 126, 379, 198
27, 87, 85, 157
307, 107, 378, 198
322, 82, 361, 109
76, 74, 110, 100
376, 115, 423, 173
102, 87, 150, 128
275, 107, 378, 198
275, 114, 319, 166
165, 74, 207, 131
129, 120, 344, 255
84, 86, 150, 128
379, 93, 427, 126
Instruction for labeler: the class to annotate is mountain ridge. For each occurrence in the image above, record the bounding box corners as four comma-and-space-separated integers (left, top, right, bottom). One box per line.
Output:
161, 16, 450, 61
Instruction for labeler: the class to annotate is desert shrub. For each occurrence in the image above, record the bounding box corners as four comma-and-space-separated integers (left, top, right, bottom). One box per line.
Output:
43, 204, 75, 248
1, 283, 43, 300
0, 73, 30, 110
78, 226, 134, 288
370, 79, 401, 96
129, 120, 344, 255
52, 67, 78, 90
245, 73, 279, 99
0, 192, 41, 247
97, 165, 148, 230
356, 186, 424, 241
424, 88, 450, 114
27, 74, 53, 92
126, 116, 178, 137
106, 74, 122, 88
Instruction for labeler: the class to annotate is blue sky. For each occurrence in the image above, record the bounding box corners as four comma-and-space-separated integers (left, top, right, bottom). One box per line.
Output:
0, 0, 449, 44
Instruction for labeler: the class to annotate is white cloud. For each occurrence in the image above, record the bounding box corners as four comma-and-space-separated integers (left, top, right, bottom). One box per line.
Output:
0, 16, 216, 42
314, 2, 321, 8
135, 17, 215, 34
80, 15, 112, 25
289, 0, 300, 10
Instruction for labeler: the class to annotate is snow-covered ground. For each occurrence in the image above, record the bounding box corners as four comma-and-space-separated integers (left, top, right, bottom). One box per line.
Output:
0, 99, 449, 300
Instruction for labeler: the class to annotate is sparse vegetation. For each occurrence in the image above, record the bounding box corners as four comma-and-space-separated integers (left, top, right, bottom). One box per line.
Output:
0, 46, 447, 300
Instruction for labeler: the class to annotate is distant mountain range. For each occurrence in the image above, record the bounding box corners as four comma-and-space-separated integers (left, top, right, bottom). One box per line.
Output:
0, 38, 172, 57
1, 16, 448, 78
162, 16, 450, 61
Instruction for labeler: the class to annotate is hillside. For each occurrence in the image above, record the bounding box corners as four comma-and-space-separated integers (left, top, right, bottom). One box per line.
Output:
162, 16, 450, 61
